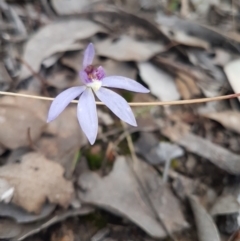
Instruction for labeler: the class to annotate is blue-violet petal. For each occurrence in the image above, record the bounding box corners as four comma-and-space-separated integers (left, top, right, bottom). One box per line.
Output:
102, 76, 149, 93
83, 43, 95, 68
95, 87, 137, 126
47, 86, 86, 122
77, 88, 98, 145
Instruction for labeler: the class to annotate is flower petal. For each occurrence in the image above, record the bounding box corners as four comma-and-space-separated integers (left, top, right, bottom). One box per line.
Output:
83, 43, 95, 68
96, 66, 105, 80
79, 70, 90, 84
95, 87, 137, 126
102, 76, 150, 93
47, 86, 86, 122
77, 88, 98, 145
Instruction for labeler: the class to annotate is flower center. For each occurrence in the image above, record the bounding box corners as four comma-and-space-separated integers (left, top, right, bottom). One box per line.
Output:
84, 65, 104, 91
87, 81, 102, 92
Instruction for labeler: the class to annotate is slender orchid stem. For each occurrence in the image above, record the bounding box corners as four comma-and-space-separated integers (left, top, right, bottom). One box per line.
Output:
0, 91, 240, 106
163, 158, 171, 183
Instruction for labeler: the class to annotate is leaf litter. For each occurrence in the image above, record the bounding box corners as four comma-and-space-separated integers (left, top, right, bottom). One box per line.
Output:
20, 19, 105, 80
0, 152, 74, 213
2, 0, 240, 240
78, 156, 189, 238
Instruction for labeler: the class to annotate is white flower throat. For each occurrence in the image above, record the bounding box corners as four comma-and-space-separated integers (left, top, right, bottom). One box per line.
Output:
87, 80, 102, 92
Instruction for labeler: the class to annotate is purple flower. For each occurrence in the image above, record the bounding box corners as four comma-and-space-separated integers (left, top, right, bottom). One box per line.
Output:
47, 43, 149, 144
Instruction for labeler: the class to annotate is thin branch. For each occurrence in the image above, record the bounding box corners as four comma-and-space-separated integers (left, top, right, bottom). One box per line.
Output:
0, 91, 240, 107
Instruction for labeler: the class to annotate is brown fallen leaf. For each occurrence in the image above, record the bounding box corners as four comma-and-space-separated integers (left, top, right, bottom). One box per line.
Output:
224, 59, 240, 102
175, 77, 192, 100
100, 59, 137, 80
189, 195, 221, 241
210, 194, 240, 216
0, 177, 14, 202
154, 56, 222, 97
177, 71, 201, 97
201, 111, 240, 135
0, 202, 56, 223
16, 207, 94, 241
156, 14, 239, 52
0, 104, 45, 149
161, 122, 240, 175
0, 152, 74, 213
228, 229, 240, 241
0, 62, 12, 91
0, 206, 94, 241
159, 26, 210, 49
20, 19, 105, 80
37, 106, 87, 177
60, 51, 84, 71
0, 90, 49, 121
78, 156, 188, 238
50, 0, 95, 15
95, 36, 164, 62
135, 132, 184, 165
45, 67, 79, 89
138, 62, 180, 101
0, 219, 22, 239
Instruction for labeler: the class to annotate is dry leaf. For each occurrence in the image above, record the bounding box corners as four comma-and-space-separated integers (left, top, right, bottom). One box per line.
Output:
95, 36, 164, 62
138, 62, 180, 101
212, 48, 232, 66
0, 62, 12, 91
189, 195, 221, 241
156, 14, 239, 52
20, 19, 105, 80
97, 110, 114, 126
16, 207, 94, 241
175, 78, 192, 100
91, 228, 110, 241
0, 152, 74, 213
210, 195, 240, 216
135, 132, 184, 165
60, 51, 84, 71
0, 203, 55, 223
78, 156, 188, 238
0, 207, 94, 240
201, 111, 240, 135
160, 26, 209, 49
61, 51, 137, 80
177, 71, 201, 96
0, 219, 22, 239
224, 59, 240, 102
0, 104, 45, 149
0, 90, 49, 121
0, 178, 14, 202
210, 184, 240, 216
228, 229, 240, 241
187, 49, 227, 89
154, 56, 222, 97
51, 0, 97, 15
45, 68, 79, 89
100, 59, 137, 80
161, 122, 240, 174
37, 106, 87, 176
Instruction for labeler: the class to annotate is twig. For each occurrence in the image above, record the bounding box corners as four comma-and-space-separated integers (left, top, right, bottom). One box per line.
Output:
0, 91, 240, 107
27, 127, 38, 151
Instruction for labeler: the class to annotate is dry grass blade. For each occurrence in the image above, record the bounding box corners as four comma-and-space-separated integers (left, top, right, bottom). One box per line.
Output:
1, 91, 240, 106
